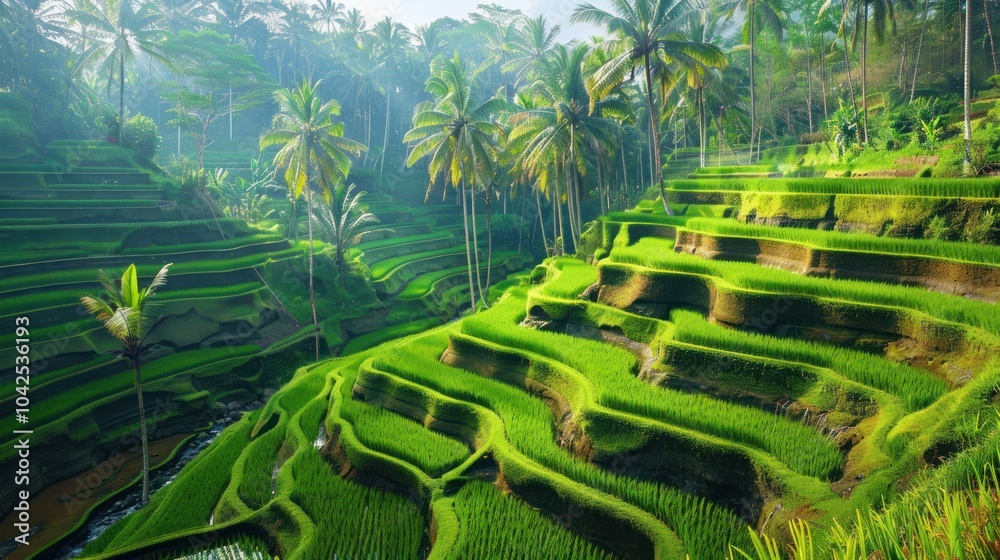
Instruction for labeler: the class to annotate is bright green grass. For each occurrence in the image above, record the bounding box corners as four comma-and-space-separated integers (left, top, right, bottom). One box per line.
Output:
0, 345, 259, 438
462, 294, 844, 480
0, 247, 302, 295
610, 237, 1000, 338
355, 230, 453, 252
448, 480, 616, 560
666, 177, 1000, 198
235, 418, 286, 510
679, 217, 1000, 266
375, 335, 751, 560
81, 414, 256, 554
340, 318, 444, 355
669, 309, 948, 411
0, 282, 264, 320
342, 397, 470, 477
397, 252, 521, 300
369, 245, 468, 279
694, 165, 775, 175
0, 199, 165, 207
289, 446, 426, 560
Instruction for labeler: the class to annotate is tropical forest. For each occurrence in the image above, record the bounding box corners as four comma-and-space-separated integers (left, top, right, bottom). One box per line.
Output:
1, 0, 1000, 557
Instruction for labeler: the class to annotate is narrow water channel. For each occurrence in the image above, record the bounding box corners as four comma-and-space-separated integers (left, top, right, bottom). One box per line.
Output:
0, 421, 228, 560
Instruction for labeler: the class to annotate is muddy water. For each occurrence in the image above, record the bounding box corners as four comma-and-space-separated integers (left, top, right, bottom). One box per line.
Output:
0, 433, 191, 560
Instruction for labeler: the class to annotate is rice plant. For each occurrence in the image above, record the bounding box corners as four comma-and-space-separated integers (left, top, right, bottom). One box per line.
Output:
462, 294, 845, 480
447, 480, 616, 560
669, 309, 948, 411
341, 397, 470, 477
666, 177, 1000, 198
679, 217, 1000, 266
288, 447, 426, 560
374, 334, 752, 560
610, 238, 1000, 338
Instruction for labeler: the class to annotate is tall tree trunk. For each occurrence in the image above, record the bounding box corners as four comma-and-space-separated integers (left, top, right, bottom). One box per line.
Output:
118, 50, 125, 141
563, 157, 577, 253
807, 28, 814, 133
986, 0, 999, 73
484, 187, 493, 298
911, 0, 930, 101
841, 0, 863, 145
461, 179, 477, 308
380, 84, 390, 183
619, 128, 628, 209
305, 150, 319, 361
469, 163, 485, 305
644, 54, 672, 215
861, 3, 870, 144
550, 182, 559, 255
965, 0, 973, 173
749, 0, 756, 161
132, 359, 150, 505
820, 32, 828, 120
698, 89, 706, 168
535, 185, 548, 256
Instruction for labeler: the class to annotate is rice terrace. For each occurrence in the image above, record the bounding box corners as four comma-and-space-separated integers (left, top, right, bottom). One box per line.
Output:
2, 0, 1000, 557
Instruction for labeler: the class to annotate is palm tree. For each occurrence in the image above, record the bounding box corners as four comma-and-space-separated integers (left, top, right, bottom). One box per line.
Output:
81, 263, 171, 506
310, 183, 378, 279
328, 35, 384, 164
503, 15, 562, 88
371, 17, 413, 181
68, 0, 167, 137
509, 43, 623, 253
260, 80, 366, 360
210, 0, 271, 45
404, 54, 505, 309
572, 0, 727, 216
311, 0, 343, 34
335, 7, 365, 40
271, 1, 316, 85
826, 0, 900, 143
414, 23, 446, 66
719, 0, 785, 161
963, 0, 972, 173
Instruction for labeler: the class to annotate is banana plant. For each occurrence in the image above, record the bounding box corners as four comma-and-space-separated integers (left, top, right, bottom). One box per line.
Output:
80, 262, 171, 506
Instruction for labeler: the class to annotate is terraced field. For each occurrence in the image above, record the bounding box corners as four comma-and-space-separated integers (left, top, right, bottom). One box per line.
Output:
0, 99, 327, 557
79, 172, 1000, 558
339, 193, 531, 353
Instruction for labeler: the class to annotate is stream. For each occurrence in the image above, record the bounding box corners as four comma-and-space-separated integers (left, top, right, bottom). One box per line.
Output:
50, 422, 229, 559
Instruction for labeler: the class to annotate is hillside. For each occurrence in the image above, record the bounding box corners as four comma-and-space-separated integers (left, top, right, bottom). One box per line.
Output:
0, 96, 530, 558
76, 172, 1000, 559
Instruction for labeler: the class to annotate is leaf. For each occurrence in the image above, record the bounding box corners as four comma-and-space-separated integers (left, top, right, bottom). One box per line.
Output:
121, 264, 140, 308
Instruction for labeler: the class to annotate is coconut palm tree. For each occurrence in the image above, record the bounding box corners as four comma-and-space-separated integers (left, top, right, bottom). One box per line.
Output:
81, 263, 171, 506
210, 0, 271, 45
371, 17, 413, 181
824, 0, 902, 143
68, 0, 167, 137
311, 0, 343, 35
572, 0, 727, 216
310, 183, 378, 280
503, 15, 562, 88
719, 0, 785, 161
328, 34, 384, 164
963, 0, 972, 173
260, 80, 366, 360
509, 43, 623, 253
404, 54, 505, 309
335, 7, 365, 40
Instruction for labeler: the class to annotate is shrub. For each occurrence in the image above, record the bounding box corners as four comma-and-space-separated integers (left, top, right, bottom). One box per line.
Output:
964, 208, 1000, 244
121, 114, 161, 159
922, 215, 954, 240
489, 213, 528, 249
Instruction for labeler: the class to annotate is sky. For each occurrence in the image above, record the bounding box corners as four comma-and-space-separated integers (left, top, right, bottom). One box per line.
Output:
340, 0, 614, 42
